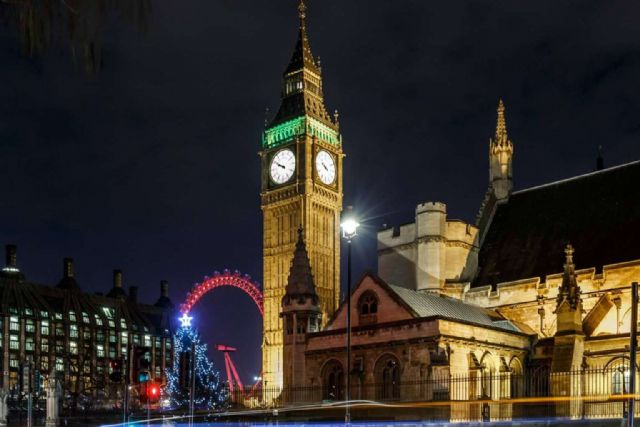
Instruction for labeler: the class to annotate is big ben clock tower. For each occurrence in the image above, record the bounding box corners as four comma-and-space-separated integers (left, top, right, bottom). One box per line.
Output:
260, 0, 343, 389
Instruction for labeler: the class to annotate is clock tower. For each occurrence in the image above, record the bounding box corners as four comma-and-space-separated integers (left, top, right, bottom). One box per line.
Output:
260, 0, 343, 389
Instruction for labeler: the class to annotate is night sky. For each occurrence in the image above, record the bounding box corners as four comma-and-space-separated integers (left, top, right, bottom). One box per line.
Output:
1, 0, 639, 384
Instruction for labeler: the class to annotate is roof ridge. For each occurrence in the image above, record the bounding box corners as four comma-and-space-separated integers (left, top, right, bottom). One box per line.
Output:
513, 160, 640, 196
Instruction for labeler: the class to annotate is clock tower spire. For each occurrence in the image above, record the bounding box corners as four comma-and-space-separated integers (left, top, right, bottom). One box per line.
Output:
260, 0, 343, 390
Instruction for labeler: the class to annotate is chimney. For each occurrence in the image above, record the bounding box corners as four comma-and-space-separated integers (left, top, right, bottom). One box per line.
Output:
5, 244, 17, 270
129, 286, 138, 303
63, 258, 74, 278
160, 280, 169, 298
113, 270, 123, 288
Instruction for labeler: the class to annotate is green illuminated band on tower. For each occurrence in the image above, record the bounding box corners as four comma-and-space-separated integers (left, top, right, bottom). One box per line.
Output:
263, 116, 341, 149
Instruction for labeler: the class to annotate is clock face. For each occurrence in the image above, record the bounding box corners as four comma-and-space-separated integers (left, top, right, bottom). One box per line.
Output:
315, 150, 336, 185
269, 149, 296, 184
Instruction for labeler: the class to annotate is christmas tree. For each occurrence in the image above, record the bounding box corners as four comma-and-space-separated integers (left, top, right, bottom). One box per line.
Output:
165, 314, 228, 410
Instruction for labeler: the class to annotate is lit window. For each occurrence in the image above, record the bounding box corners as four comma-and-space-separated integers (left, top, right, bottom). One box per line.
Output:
83, 330, 91, 340
40, 311, 48, 318
10, 357, 18, 369
96, 331, 104, 342
133, 335, 140, 345
108, 320, 115, 328
69, 341, 78, 355
41, 338, 49, 353
54, 313, 63, 320
109, 332, 116, 343
94, 314, 103, 326
69, 311, 77, 322
121, 332, 128, 345
9, 316, 19, 331
9, 335, 19, 350
109, 347, 116, 359
25, 337, 34, 352
25, 308, 33, 316
82, 312, 90, 324
56, 341, 64, 353
70, 324, 79, 338
56, 358, 64, 372
102, 307, 114, 319
144, 335, 152, 347
613, 368, 631, 395
41, 320, 50, 336
41, 359, 49, 371
25, 319, 35, 333
96, 344, 105, 358
120, 319, 127, 329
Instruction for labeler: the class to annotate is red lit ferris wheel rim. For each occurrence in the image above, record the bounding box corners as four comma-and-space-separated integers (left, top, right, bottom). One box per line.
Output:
179, 269, 264, 317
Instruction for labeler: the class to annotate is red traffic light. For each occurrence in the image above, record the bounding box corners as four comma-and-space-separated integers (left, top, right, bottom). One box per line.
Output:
141, 382, 160, 404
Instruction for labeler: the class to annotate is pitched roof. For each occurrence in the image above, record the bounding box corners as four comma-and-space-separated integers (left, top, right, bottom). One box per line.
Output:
285, 2, 320, 76
474, 161, 640, 286
267, 1, 337, 130
387, 284, 519, 331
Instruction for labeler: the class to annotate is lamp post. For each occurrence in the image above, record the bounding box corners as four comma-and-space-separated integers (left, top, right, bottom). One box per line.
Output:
341, 214, 359, 424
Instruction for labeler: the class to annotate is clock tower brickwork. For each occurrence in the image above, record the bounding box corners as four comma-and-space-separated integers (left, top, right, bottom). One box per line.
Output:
260, 1, 343, 390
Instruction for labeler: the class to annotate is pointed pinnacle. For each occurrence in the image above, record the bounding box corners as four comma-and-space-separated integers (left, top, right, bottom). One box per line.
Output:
495, 99, 507, 140
564, 243, 575, 267
298, 0, 307, 27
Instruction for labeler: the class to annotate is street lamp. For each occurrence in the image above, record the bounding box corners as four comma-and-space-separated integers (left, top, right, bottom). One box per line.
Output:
341, 212, 359, 424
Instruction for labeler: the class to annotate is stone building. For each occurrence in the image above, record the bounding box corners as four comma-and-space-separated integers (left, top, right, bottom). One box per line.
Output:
261, 0, 343, 390
279, 99, 640, 420
0, 245, 175, 397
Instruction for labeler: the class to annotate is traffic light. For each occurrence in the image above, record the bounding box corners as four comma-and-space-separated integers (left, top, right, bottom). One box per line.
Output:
34, 370, 42, 393
140, 382, 160, 404
148, 382, 160, 404
109, 358, 123, 382
133, 347, 151, 383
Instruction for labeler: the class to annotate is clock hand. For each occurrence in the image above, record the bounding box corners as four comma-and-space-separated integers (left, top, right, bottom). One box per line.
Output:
276, 162, 286, 169
322, 162, 329, 172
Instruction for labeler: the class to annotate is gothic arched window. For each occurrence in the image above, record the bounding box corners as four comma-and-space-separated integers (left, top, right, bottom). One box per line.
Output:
322, 360, 344, 401
358, 291, 379, 325
374, 354, 401, 401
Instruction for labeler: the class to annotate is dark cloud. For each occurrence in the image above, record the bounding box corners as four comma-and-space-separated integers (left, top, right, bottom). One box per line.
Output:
1, 0, 639, 382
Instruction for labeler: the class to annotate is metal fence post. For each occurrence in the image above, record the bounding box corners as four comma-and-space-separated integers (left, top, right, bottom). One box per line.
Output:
628, 282, 638, 427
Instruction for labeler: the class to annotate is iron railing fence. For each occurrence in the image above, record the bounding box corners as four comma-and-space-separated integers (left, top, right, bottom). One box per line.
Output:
223, 367, 640, 421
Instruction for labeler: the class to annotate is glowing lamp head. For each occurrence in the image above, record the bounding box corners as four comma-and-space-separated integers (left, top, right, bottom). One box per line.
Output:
179, 312, 193, 328
341, 217, 359, 240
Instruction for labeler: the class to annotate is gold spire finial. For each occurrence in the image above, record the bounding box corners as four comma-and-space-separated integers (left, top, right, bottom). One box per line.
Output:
495, 99, 507, 141
564, 243, 575, 270
298, 0, 307, 27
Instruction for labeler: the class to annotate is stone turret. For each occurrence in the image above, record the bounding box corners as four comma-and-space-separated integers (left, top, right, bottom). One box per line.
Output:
551, 244, 585, 418
416, 202, 447, 291
489, 100, 514, 200
281, 228, 321, 390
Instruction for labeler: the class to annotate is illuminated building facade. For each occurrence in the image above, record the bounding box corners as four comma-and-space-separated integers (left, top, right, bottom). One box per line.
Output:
0, 245, 175, 397
261, 0, 343, 389
279, 100, 640, 420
